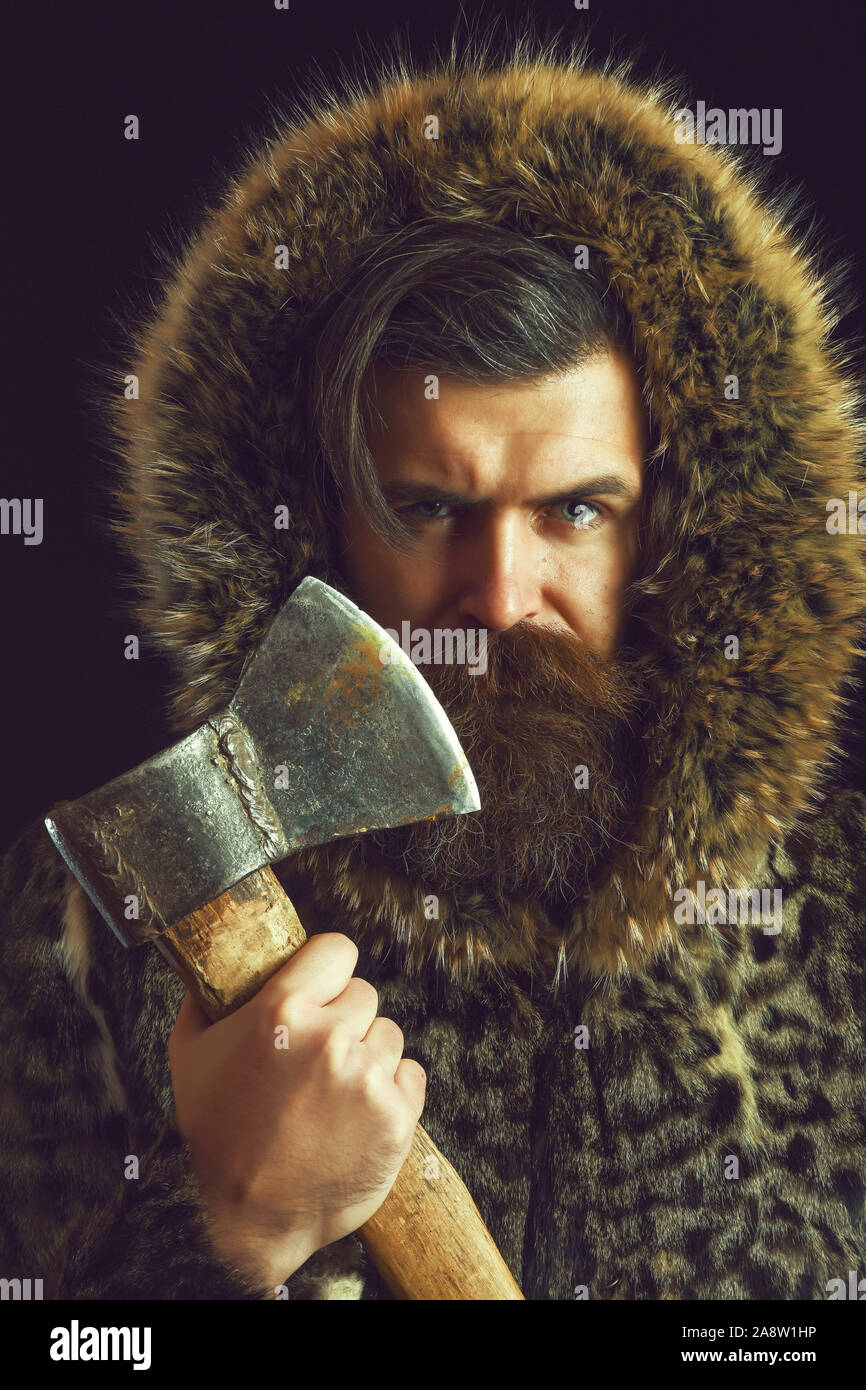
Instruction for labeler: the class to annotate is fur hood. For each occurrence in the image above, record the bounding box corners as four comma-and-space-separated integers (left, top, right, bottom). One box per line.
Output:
103, 33, 866, 988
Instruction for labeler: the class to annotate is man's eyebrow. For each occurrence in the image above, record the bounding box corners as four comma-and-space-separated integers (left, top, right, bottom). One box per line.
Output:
381, 473, 641, 506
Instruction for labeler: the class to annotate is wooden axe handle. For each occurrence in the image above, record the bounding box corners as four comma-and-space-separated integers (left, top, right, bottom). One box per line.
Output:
153, 864, 524, 1301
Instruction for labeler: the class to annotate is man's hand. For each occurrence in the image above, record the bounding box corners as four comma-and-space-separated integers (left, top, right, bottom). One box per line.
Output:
168, 933, 426, 1289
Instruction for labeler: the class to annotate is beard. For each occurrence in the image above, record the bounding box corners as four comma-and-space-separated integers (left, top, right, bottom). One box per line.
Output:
362, 621, 648, 913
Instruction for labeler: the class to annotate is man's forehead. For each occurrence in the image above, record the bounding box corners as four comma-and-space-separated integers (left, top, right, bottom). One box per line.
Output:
361, 353, 648, 496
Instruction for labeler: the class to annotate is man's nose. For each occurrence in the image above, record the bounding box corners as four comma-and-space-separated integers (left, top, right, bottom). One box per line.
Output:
453, 509, 541, 631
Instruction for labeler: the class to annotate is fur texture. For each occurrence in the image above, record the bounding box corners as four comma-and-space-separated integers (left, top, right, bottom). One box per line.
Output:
2, 27, 865, 1300
103, 30, 866, 984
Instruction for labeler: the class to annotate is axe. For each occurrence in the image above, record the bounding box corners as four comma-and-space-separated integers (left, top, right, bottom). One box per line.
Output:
44, 577, 524, 1301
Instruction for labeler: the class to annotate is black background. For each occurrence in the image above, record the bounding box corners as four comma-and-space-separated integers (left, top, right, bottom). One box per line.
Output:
2, 0, 865, 850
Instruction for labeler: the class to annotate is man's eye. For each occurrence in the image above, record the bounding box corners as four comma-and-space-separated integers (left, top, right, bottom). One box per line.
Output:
558, 499, 601, 529
400, 500, 452, 520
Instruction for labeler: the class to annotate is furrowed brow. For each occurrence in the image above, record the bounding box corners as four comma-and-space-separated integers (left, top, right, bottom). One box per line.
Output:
381, 474, 640, 506
526, 474, 641, 505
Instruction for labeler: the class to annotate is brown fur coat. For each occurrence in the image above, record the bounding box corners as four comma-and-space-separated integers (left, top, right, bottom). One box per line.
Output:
2, 33, 865, 1299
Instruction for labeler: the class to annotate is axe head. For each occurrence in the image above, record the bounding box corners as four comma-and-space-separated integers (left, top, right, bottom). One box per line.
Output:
45, 578, 480, 946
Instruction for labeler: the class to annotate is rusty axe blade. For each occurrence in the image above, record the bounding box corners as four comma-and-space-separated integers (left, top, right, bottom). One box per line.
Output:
44, 577, 480, 947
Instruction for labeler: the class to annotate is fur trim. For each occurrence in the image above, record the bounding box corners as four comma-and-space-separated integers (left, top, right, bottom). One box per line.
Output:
99, 28, 866, 984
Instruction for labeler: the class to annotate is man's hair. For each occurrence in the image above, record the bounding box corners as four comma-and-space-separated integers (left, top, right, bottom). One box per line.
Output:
305, 218, 636, 553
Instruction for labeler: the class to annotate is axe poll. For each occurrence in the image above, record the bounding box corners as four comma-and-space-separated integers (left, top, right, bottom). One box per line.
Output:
44, 577, 524, 1301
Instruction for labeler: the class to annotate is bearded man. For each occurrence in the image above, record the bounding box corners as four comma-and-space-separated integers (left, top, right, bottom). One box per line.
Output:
2, 35, 865, 1302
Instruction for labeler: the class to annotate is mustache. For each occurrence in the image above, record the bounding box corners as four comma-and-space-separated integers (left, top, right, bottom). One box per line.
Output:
414, 619, 641, 714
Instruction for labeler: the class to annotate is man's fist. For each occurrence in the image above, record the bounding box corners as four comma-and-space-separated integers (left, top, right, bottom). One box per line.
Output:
168, 932, 426, 1290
